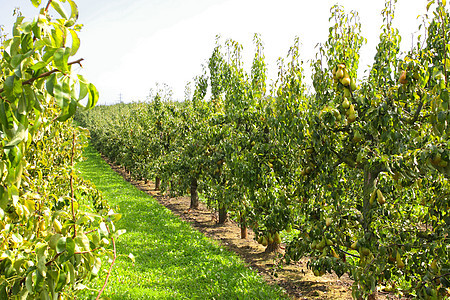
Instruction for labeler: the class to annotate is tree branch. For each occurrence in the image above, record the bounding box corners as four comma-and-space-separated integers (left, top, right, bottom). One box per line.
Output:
70, 130, 77, 238
45, 0, 53, 13
337, 247, 360, 258
0, 58, 84, 94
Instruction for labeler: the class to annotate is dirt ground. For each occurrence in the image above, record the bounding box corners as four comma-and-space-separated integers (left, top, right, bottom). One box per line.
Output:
104, 158, 402, 300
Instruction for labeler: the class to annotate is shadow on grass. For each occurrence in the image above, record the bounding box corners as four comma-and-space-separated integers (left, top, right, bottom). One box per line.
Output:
77, 145, 287, 300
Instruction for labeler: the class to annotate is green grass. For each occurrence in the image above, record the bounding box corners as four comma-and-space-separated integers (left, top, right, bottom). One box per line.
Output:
76, 144, 288, 300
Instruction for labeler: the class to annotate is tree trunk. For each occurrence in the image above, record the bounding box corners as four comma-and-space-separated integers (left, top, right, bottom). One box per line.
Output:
265, 241, 280, 253
240, 213, 247, 239
362, 167, 378, 233
361, 166, 380, 300
367, 290, 378, 300
155, 177, 160, 190
240, 225, 247, 239
190, 178, 199, 209
218, 204, 227, 224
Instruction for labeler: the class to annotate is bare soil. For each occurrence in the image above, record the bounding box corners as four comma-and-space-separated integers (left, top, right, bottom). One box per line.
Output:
103, 158, 400, 300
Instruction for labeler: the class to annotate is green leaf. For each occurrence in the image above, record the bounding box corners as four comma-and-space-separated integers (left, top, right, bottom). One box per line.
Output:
34, 271, 45, 293
13, 17, 25, 37
20, 34, 33, 53
49, 234, 62, 250
4, 75, 22, 99
0, 281, 7, 299
74, 233, 90, 252
57, 98, 77, 122
65, 237, 75, 257
87, 83, 99, 109
65, 262, 75, 285
10, 36, 21, 56
68, 0, 79, 20
25, 271, 34, 293
53, 47, 71, 72
31, 0, 41, 7
91, 257, 101, 276
55, 269, 67, 292
77, 75, 88, 100
56, 237, 66, 254
11, 54, 24, 69
0, 186, 7, 210
54, 77, 71, 109
51, 1, 69, 20
46, 73, 57, 96
0, 101, 15, 131
69, 29, 80, 55
5, 125, 28, 148
64, 0, 79, 27
99, 222, 109, 237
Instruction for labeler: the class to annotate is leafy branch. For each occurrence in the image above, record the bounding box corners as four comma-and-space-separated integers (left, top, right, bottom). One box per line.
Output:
0, 58, 84, 94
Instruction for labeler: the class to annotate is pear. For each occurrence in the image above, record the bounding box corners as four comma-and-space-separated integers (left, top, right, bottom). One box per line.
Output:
53, 219, 62, 234
336, 69, 344, 80
396, 251, 405, 269
342, 98, 350, 109
369, 189, 377, 205
352, 130, 363, 142
325, 217, 332, 227
316, 239, 326, 250
350, 78, 357, 91
430, 259, 438, 272
261, 236, 268, 246
377, 189, 386, 205
268, 233, 273, 244
274, 232, 282, 244
347, 105, 356, 123
361, 247, 371, 256
399, 70, 407, 85
331, 248, 339, 259
341, 76, 351, 86
347, 113, 356, 123
431, 152, 442, 166
39, 220, 46, 231
343, 88, 351, 98
439, 160, 448, 167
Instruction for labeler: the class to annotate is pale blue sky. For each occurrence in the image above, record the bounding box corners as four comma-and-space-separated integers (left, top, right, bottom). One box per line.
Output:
1, 0, 428, 104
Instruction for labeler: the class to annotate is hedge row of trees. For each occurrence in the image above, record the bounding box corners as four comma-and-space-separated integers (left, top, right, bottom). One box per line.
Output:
1, 1, 123, 299
77, 0, 449, 299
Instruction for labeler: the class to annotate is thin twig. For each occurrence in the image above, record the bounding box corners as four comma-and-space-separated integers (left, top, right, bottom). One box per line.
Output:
96, 225, 117, 300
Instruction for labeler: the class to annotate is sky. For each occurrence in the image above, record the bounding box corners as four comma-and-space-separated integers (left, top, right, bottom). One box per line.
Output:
0, 0, 431, 105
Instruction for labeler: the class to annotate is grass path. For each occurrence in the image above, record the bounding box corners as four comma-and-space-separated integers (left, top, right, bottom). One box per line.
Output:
76, 144, 288, 299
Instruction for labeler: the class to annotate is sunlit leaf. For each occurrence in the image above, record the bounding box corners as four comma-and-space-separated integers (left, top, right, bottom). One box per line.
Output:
51, 1, 69, 20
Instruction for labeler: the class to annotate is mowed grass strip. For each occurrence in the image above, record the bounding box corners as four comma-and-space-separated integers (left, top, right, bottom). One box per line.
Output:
76, 145, 288, 300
